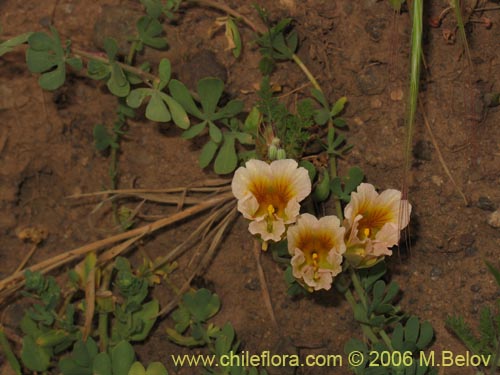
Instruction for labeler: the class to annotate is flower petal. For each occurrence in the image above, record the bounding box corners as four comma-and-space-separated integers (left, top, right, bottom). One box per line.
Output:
249, 218, 285, 242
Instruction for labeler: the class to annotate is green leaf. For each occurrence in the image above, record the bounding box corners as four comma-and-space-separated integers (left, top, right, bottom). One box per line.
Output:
388, 0, 405, 11
199, 140, 219, 169
330, 96, 347, 116
21, 336, 51, 372
129, 299, 159, 341
344, 167, 364, 194
382, 282, 400, 304
0, 32, 32, 57
243, 106, 261, 133
111, 341, 135, 375
314, 108, 330, 126
299, 160, 316, 181
198, 78, 224, 115
405, 316, 420, 344
313, 169, 330, 202
208, 122, 223, 143
93, 352, 112, 375
158, 58, 171, 88
310, 88, 328, 108
168, 79, 202, 117
333, 117, 347, 128
107, 63, 130, 97
93, 124, 114, 151
129, 362, 146, 375
38, 64, 66, 91
127, 88, 150, 108
26, 49, 57, 73
163, 94, 190, 129
214, 323, 236, 357
233, 131, 253, 145
416, 321, 434, 349
226, 18, 242, 58
183, 289, 221, 322
145, 92, 171, 122
182, 121, 207, 139
391, 323, 404, 351
66, 57, 83, 71
29, 32, 53, 51
87, 60, 110, 80
26, 28, 65, 90
213, 99, 244, 120
137, 16, 168, 49
146, 362, 168, 375
104, 38, 119, 60
214, 133, 237, 174
172, 306, 190, 333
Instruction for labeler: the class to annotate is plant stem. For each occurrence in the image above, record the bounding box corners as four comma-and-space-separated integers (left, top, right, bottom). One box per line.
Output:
403, 0, 423, 199
344, 289, 379, 344
0, 326, 21, 375
71, 48, 157, 82
98, 312, 109, 352
97, 265, 113, 352
291, 54, 322, 92
186, 0, 265, 34
379, 329, 394, 351
350, 268, 367, 309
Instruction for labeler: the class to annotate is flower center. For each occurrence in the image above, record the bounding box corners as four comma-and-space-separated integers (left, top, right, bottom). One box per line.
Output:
249, 178, 295, 218
311, 251, 320, 280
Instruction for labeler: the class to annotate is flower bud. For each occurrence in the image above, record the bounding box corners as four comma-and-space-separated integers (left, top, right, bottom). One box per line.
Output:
276, 148, 287, 160
268, 144, 278, 160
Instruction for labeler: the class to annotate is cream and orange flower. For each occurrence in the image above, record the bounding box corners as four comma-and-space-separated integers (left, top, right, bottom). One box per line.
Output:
231, 159, 311, 244
287, 214, 346, 291
343, 183, 411, 268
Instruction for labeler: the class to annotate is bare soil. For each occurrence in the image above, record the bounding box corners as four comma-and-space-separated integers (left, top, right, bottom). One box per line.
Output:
1, 0, 500, 374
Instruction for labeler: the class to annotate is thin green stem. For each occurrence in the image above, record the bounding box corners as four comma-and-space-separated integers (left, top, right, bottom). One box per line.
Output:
330, 158, 343, 220
350, 268, 367, 309
344, 289, 379, 344
379, 329, 394, 351
403, 0, 423, 198
98, 312, 109, 352
291, 54, 322, 92
0, 327, 21, 375
97, 265, 113, 352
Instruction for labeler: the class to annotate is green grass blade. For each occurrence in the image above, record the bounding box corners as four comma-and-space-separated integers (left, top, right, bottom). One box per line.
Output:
452, 0, 472, 67
403, 0, 423, 196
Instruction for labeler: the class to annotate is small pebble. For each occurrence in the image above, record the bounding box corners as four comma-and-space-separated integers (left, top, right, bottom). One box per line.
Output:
430, 266, 442, 280
487, 209, 500, 228
477, 196, 495, 211
390, 88, 404, 101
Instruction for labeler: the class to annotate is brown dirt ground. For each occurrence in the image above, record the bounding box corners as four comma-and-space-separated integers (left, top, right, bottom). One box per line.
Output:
1, 0, 500, 374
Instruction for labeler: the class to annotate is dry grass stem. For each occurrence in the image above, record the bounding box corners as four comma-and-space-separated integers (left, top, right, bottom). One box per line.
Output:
419, 101, 469, 206
0, 192, 235, 304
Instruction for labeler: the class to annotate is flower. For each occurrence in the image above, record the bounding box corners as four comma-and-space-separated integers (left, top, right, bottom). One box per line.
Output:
287, 213, 346, 291
232, 159, 311, 245
343, 183, 411, 268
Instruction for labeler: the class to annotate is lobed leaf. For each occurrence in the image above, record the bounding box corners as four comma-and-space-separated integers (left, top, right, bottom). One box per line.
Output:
198, 78, 224, 115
